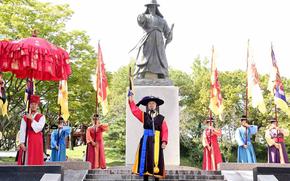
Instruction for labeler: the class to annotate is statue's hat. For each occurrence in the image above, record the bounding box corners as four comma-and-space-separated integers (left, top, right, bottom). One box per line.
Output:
145, 0, 160, 7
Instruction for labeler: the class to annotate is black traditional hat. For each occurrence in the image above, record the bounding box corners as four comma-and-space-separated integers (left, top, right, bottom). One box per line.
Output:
50, 124, 58, 129
269, 117, 277, 123
58, 116, 64, 124
145, 0, 160, 7
92, 113, 99, 119
136, 96, 164, 107
205, 117, 214, 122
240, 115, 248, 121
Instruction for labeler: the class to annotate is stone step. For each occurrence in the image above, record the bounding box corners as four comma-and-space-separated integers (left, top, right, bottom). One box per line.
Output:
88, 169, 222, 175
83, 166, 226, 181
86, 174, 224, 180
83, 179, 226, 181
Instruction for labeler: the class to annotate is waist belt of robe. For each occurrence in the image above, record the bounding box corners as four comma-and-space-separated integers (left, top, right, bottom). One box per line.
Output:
273, 137, 284, 143
139, 129, 154, 176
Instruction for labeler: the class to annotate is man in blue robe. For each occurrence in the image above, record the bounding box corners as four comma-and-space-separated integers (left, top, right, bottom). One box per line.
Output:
235, 115, 258, 163
50, 117, 71, 161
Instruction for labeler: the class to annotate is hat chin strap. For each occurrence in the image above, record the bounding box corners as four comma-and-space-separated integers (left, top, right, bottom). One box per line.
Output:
149, 110, 158, 118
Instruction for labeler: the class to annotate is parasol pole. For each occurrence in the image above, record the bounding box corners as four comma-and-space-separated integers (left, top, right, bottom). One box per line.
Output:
22, 77, 33, 165
58, 82, 61, 117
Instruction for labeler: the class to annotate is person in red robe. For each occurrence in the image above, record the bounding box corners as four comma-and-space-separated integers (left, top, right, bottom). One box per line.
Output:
17, 95, 46, 165
202, 117, 222, 171
86, 113, 109, 169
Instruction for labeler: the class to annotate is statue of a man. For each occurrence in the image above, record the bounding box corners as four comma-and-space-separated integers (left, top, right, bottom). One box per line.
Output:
134, 0, 173, 79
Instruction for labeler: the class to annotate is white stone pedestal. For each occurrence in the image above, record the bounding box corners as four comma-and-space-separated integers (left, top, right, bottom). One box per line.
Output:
125, 86, 180, 166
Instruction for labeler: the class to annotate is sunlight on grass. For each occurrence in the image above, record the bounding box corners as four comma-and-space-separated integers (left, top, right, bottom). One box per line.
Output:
46, 145, 125, 166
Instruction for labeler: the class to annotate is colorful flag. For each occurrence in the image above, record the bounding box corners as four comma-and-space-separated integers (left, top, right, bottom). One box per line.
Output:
96, 43, 109, 115
209, 46, 223, 120
24, 78, 35, 112
268, 45, 290, 116
58, 80, 69, 121
0, 74, 8, 117
247, 41, 266, 113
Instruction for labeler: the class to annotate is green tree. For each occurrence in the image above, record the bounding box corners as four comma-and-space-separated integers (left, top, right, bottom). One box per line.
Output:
0, 0, 97, 150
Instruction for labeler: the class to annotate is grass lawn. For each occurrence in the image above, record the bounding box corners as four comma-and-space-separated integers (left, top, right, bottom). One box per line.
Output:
0, 157, 15, 163
1, 146, 194, 168
47, 145, 125, 167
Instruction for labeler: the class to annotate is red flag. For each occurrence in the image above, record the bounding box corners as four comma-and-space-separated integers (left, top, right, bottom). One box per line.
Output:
96, 43, 109, 115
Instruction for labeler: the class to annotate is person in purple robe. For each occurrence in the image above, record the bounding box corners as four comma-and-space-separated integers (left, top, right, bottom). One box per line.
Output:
265, 118, 289, 163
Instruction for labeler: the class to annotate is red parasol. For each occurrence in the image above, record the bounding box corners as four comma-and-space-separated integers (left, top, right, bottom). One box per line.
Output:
0, 39, 11, 71
1, 36, 71, 81
0, 34, 71, 165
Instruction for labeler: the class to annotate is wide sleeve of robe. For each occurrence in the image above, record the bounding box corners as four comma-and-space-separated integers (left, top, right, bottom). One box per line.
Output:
128, 100, 144, 123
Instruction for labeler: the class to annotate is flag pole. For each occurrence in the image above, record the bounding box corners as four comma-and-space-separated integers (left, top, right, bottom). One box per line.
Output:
244, 39, 250, 146
245, 39, 249, 118
275, 104, 278, 122
209, 46, 214, 146
96, 42, 100, 115
208, 45, 216, 170
271, 43, 279, 123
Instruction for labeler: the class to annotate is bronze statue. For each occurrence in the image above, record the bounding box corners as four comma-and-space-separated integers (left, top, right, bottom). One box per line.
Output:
133, 0, 173, 79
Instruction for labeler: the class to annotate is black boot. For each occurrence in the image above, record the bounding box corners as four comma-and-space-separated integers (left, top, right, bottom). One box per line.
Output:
143, 175, 149, 181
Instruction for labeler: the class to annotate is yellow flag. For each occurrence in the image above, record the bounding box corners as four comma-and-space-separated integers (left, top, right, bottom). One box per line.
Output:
0, 74, 8, 117
209, 46, 224, 120
58, 80, 69, 121
247, 41, 266, 114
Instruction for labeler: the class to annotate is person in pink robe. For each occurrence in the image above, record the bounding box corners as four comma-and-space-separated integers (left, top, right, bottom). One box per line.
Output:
202, 117, 223, 170
85, 114, 109, 169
